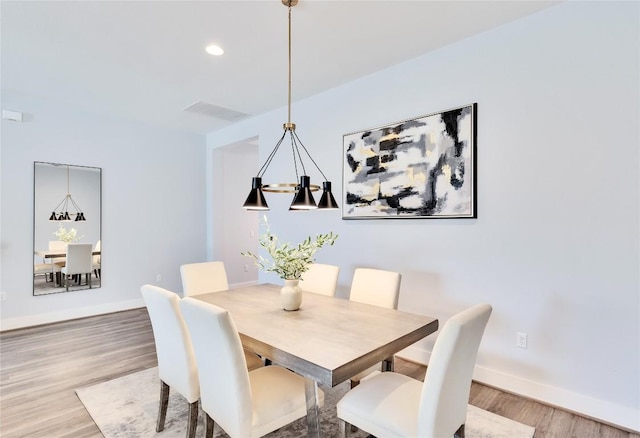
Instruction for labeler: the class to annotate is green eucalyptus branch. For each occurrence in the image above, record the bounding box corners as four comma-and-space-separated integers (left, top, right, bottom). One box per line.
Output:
242, 215, 338, 280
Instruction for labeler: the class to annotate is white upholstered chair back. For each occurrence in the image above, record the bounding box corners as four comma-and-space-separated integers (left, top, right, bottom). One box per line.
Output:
349, 268, 401, 309
348, 268, 401, 385
180, 297, 319, 438
180, 261, 229, 296
141, 285, 199, 403
48, 240, 67, 252
336, 303, 492, 438
93, 240, 101, 265
418, 304, 492, 437
299, 263, 340, 297
63, 243, 93, 275
141, 285, 200, 436
180, 298, 253, 438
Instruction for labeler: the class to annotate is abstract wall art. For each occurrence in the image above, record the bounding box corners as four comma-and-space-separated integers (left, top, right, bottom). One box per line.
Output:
342, 103, 477, 219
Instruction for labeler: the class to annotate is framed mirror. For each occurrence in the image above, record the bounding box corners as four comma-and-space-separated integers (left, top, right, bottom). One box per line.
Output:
33, 162, 102, 295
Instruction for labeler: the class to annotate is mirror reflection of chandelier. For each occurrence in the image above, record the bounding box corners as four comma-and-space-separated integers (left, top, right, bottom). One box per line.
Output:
48, 165, 86, 221
243, 0, 338, 211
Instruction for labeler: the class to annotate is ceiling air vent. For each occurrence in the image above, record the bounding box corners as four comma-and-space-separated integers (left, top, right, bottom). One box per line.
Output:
183, 101, 249, 122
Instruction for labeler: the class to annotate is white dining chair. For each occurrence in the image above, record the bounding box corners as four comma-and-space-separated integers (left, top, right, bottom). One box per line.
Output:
48, 240, 67, 252
337, 303, 493, 438
299, 263, 340, 297
92, 239, 101, 278
49, 240, 68, 283
348, 268, 401, 387
349, 268, 401, 309
179, 297, 324, 438
180, 261, 229, 296
34, 261, 60, 283
60, 243, 93, 291
179, 260, 263, 369
141, 285, 200, 438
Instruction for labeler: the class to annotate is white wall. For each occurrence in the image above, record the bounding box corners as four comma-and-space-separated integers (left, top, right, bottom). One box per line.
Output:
207, 1, 639, 431
1, 92, 207, 328
211, 139, 259, 286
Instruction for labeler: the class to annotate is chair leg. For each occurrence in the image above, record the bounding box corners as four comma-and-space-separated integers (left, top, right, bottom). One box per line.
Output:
338, 419, 351, 438
186, 400, 198, 438
455, 423, 466, 438
88, 272, 92, 289
65, 274, 69, 291
156, 380, 170, 432
205, 413, 215, 438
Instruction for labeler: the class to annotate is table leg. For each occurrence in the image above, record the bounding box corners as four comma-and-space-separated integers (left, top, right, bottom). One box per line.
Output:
304, 377, 321, 438
383, 355, 395, 372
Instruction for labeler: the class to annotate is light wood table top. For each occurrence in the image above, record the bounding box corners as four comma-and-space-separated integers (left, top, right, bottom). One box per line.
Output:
193, 283, 439, 388
35, 249, 100, 259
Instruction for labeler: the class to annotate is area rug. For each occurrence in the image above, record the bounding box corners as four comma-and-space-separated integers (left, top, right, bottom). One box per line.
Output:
76, 367, 535, 438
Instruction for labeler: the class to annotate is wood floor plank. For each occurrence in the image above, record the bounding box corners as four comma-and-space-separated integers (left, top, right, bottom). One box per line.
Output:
0, 308, 635, 438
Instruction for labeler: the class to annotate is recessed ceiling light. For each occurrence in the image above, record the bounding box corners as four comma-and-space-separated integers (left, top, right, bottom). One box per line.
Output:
205, 44, 224, 56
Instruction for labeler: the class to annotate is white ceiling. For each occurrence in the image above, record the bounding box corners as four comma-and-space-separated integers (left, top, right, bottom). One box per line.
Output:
2, 0, 559, 134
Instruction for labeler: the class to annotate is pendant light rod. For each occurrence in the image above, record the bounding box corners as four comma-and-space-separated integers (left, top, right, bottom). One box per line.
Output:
242, 0, 338, 211
287, 2, 292, 127
49, 165, 87, 221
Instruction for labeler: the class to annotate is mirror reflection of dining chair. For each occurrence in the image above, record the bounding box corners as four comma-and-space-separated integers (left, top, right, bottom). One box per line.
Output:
180, 261, 229, 297
179, 261, 264, 369
180, 298, 324, 438
349, 268, 401, 389
299, 263, 340, 297
337, 304, 493, 438
92, 240, 101, 278
34, 260, 60, 284
60, 243, 93, 291
49, 240, 68, 286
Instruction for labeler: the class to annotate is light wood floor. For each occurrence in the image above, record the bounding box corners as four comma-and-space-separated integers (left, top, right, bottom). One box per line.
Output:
1, 308, 637, 438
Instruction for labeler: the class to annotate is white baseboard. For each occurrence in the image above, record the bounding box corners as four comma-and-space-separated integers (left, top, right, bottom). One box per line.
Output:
0, 298, 145, 331
472, 365, 639, 433
396, 346, 639, 433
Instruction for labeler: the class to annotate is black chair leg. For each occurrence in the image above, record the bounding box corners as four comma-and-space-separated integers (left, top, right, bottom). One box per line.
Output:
186, 400, 199, 438
156, 380, 170, 432
205, 413, 215, 438
455, 423, 466, 438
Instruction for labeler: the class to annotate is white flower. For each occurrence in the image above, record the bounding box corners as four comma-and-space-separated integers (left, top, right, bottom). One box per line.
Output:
54, 224, 83, 243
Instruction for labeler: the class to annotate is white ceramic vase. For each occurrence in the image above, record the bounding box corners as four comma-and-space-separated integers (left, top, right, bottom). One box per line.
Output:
281, 279, 302, 311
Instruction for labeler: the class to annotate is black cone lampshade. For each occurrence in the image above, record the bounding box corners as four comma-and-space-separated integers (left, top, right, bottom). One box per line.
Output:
243, 177, 269, 210
317, 181, 339, 210
290, 176, 317, 210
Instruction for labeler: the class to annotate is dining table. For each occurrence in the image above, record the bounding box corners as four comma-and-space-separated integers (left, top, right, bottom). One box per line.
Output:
193, 283, 439, 438
34, 249, 101, 259
34, 249, 101, 286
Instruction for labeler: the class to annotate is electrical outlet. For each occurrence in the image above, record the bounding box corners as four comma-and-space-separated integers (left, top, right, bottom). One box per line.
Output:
244, 264, 249, 272
0, 292, 6, 301
156, 274, 162, 283
516, 332, 528, 349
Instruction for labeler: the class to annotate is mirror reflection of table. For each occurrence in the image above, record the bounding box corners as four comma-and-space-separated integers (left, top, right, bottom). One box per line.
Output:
34, 249, 101, 288
35, 249, 101, 259
194, 283, 439, 438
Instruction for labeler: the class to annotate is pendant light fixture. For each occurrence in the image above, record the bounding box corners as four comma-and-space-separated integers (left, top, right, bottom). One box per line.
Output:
243, 0, 338, 211
48, 165, 86, 222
